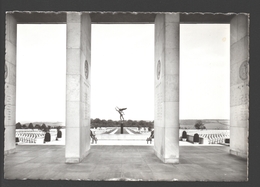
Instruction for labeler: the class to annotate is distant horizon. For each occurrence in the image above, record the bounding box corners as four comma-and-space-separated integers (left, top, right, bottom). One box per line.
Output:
17, 118, 230, 124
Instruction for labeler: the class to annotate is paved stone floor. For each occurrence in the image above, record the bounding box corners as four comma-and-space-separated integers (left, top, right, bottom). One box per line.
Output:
4, 145, 247, 181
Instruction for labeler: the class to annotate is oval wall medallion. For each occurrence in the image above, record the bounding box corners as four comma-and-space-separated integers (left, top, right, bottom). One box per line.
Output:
5, 63, 8, 80
157, 60, 161, 80
239, 61, 248, 80
85, 60, 89, 79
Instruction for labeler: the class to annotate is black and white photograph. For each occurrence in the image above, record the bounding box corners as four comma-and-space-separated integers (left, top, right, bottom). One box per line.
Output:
3, 8, 250, 183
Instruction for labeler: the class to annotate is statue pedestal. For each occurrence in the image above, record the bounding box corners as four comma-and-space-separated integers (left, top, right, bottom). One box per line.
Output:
120, 123, 123, 134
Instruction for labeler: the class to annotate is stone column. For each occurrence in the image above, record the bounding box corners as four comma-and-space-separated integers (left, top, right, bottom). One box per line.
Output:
154, 13, 180, 163
5, 14, 17, 155
230, 14, 249, 159
66, 13, 91, 163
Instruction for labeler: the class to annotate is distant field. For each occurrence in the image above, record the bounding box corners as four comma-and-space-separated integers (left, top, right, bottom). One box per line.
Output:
180, 119, 229, 130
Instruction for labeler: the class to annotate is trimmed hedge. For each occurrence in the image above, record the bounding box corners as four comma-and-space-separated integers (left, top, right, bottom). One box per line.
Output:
57, 130, 62, 138
44, 132, 51, 142
193, 133, 199, 143
182, 131, 187, 139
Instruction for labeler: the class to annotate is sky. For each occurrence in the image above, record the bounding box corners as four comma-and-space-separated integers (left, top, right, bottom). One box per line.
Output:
16, 24, 66, 123
91, 24, 154, 121
180, 24, 230, 119
16, 23, 230, 124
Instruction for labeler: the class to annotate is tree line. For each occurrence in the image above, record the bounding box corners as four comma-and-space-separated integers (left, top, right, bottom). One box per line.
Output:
15, 119, 154, 131
16, 120, 205, 130
15, 122, 61, 132
91, 118, 154, 130
194, 120, 206, 129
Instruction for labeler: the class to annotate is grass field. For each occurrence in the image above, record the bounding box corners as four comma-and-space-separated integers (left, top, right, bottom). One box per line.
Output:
180, 119, 229, 130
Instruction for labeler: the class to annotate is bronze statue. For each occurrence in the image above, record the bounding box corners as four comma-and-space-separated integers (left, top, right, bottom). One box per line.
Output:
115, 106, 127, 121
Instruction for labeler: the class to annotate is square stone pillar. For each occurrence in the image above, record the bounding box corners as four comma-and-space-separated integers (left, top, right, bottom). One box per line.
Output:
5, 14, 17, 155
66, 13, 91, 163
230, 14, 249, 159
154, 13, 180, 163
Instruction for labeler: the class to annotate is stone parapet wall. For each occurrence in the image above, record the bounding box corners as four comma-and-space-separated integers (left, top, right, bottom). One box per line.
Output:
186, 134, 209, 144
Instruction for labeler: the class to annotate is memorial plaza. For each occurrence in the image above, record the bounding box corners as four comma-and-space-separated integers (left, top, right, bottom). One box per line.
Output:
4, 143, 247, 181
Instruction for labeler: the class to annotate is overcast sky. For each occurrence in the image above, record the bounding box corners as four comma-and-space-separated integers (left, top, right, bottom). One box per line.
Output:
180, 24, 230, 120
16, 23, 229, 124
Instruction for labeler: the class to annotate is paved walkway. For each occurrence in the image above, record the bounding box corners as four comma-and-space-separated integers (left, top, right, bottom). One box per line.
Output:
4, 145, 247, 181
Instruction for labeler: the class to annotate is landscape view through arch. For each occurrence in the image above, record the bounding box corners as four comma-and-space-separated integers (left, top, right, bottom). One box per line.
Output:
15, 23, 230, 145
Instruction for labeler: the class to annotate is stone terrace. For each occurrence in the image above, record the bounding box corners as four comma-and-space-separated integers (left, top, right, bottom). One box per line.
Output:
4, 145, 247, 181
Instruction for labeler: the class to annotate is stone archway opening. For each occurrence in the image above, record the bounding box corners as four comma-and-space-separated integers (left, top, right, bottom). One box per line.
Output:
90, 23, 154, 144
15, 24, 67, 145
